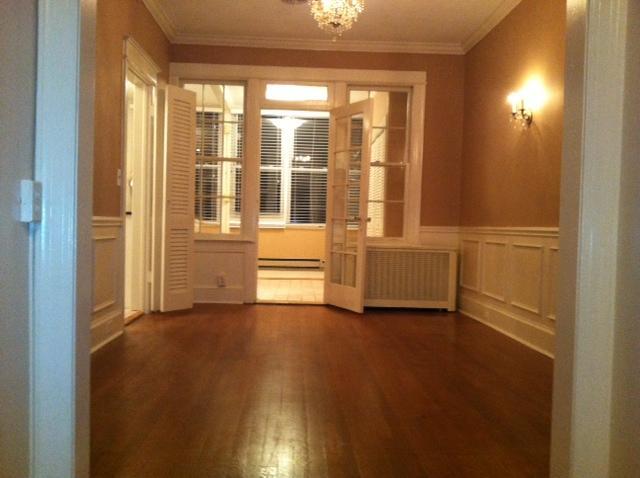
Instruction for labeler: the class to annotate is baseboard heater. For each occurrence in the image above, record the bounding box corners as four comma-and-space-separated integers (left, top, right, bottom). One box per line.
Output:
258, 258, 324, 270
364, 246, 457, 311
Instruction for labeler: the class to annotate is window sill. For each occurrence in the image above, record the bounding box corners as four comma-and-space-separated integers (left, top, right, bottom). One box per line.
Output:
194, 233, 254, 243
258, 224, 326, 230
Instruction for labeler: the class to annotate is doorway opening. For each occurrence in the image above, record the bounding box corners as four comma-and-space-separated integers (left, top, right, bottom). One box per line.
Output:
123, 70, 154, 323
256, 109, 329, 304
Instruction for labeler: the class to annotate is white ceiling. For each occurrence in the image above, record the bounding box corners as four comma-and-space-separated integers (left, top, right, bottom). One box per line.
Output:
143, 0, 522, 54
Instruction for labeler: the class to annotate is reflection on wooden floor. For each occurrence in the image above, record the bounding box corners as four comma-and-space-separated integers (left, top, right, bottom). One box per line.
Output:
257, 269, 324, 304
91, 304, 553, 478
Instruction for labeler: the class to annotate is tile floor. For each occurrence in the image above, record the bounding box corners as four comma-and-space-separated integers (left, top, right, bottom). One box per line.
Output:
257, 269, 324, 304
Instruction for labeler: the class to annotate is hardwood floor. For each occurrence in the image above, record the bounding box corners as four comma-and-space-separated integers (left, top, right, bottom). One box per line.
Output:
91, 305, 553, 478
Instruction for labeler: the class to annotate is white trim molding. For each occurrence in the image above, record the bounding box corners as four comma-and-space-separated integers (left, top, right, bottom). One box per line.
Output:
174, 33, 464, 55
91, 217, 124, 352
32, 0, 95, 474
170, 63, 426, 85
551, 0, 631, 475
458, 226, 559, 358
142, 0, 526, 56
124, 37, 161, 84
141, 0, 177, 42
462, 0, 523, 53
419, 226, 461, 249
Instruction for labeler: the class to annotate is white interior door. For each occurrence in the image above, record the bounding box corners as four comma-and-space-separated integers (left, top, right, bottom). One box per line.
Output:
161, 85, 196, 312
124, 72, 148, 315
324, 99, 373, 313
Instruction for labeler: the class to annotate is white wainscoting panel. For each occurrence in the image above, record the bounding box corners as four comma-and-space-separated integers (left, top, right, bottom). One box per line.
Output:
92, 217, 124, 352
194, 240, 257, 303
459, 227, 559, 357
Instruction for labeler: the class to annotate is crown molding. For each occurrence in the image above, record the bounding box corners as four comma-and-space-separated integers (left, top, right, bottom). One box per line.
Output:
173, 33, 464, 55
142, 0, 177, 42
462, 0, 522, 53
144, 0, 525, 56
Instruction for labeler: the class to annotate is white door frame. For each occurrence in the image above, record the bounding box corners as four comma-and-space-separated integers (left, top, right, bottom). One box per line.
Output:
32, 0, 95, 475
551, 0, 631, 476
122, 37, 160, 315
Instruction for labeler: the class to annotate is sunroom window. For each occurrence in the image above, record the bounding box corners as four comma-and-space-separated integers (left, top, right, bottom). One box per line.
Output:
259, 110, 329, 227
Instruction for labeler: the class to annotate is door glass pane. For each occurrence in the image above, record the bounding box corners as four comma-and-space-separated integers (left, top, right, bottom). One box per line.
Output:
346, 220, 359, 251
331, 252, 343, 284
349, 88, 409, 239
331, 219, 346, 251
335, 117, 350, 151
350, 115, 364, 147
332, 185, 346, 218
343, 254, 357, 287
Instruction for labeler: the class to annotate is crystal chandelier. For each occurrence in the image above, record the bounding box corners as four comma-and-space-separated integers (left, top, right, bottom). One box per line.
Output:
310, 0, 365, 37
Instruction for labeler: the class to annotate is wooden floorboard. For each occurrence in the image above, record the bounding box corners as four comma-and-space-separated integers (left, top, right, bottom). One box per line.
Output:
91, 304, 552, 477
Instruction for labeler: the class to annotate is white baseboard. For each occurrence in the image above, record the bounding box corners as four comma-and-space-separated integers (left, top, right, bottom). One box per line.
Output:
90, 310, 124, 353
460, 294, 554, 357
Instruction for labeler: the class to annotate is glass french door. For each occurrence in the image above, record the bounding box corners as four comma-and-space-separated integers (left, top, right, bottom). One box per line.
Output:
324, 99, 373, 313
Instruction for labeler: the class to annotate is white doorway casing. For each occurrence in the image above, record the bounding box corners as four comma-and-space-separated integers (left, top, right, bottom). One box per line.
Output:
31, 0, 95, 475
551, 0, 639, 476
122, 37, 160, 320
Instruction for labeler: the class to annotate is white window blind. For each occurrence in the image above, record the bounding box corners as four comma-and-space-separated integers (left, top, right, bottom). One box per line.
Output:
260, 112, 329, 227
184, 82, 245, 235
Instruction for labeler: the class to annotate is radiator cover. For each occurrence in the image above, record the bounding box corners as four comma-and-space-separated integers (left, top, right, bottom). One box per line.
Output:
365, 247, 457, 310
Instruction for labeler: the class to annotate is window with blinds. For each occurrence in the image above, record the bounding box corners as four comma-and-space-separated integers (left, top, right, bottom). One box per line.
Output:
260, 111, 329, 227
349, 88, 409, 239
183, 82, 245, 235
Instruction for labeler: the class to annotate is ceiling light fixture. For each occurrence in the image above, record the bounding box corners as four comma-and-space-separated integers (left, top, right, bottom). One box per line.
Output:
310, 0, 365, 38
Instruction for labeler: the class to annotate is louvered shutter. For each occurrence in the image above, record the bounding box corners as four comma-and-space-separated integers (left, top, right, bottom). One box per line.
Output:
161, 85, 196, 311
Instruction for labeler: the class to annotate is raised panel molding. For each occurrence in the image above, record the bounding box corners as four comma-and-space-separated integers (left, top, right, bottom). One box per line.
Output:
92, 216, 124, 352
458, 227, 559, 357
194, 240, 254, 304
481, 241, 508, 302
460, 239, 481, 291
510, 243, 544, 315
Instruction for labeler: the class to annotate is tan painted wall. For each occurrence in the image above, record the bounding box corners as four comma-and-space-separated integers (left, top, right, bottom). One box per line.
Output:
93, 0, 171, 216
460, 0, 565, 227
258, 228, 325, 260
172, 45, 465, 226
0, 1, 36, 474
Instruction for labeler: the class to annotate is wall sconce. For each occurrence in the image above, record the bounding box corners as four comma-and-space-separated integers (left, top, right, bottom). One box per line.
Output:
507, 78, 549, 129
507, 91, 533, 128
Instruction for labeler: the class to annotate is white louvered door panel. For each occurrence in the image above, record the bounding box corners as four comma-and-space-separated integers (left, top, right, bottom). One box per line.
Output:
161, 85, 196, 312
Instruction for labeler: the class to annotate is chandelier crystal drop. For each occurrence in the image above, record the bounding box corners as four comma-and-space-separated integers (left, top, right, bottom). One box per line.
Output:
310, 0, 365, 37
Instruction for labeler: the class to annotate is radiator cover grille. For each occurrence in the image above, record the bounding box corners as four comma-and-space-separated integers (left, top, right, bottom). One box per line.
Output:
365, 247, 456, 309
